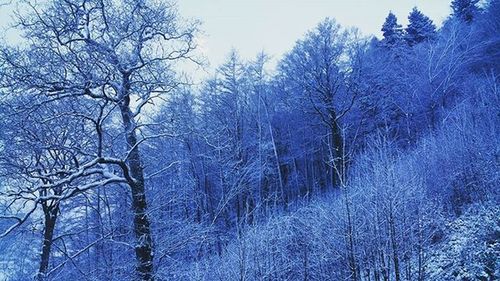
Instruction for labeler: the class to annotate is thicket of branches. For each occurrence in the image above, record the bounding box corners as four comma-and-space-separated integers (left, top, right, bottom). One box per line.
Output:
0, 0, 498, 280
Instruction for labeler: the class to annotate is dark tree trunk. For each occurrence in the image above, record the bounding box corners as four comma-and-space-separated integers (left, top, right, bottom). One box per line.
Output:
330, 112, 344, 187
37, 204, 59, 281
120, 74, 154, 281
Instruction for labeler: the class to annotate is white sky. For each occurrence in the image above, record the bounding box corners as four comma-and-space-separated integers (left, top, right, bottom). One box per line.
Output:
0, 0, 452, 79
177, 0, 452, 72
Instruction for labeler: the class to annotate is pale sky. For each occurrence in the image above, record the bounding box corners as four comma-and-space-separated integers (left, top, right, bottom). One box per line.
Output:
0, 0, 452, 79
176, 0, 452, 72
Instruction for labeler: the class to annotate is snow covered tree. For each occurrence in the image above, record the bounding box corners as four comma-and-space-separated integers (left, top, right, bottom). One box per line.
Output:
472, 0, 500, 72
278, 18, 362, 187
0, 0, 198, 280
451, 0, 481, 23
0, 1, 498, 280
405, 7, 437, 46
0, 96, 116, 280
381, 12, 404, 47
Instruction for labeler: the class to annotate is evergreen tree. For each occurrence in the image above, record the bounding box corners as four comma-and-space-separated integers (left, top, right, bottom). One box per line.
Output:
405, 7, 437, 45
451, 0, 480, 23
381, 12, 404, 47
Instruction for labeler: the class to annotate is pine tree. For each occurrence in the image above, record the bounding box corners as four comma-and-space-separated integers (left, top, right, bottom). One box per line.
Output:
451, 0, 480, 23
381, 12, 404, 47
405, 7, 437, 46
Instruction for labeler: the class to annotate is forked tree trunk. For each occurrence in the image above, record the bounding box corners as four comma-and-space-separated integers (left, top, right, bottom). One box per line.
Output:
120, 74, 154, 281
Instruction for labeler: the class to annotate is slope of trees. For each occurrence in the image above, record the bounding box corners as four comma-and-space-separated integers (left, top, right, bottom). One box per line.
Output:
0, 0, 498, 280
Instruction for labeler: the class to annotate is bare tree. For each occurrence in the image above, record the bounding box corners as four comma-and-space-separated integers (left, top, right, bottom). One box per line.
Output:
0, 95, 126, 279
278, 18, 363, 187
0, 0, 198, 279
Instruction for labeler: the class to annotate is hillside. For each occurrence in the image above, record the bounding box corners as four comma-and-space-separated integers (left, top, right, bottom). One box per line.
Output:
0, 0, 498, 280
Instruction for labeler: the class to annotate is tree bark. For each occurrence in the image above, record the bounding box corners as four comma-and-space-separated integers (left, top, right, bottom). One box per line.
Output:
120, 74, 154, 281
330, 112, 344, 187
37, 204, 59, 281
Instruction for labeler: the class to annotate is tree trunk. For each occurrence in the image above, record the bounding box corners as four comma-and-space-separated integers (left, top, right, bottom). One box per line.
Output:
389, 209, 401, 281
344, 191, 358, 281
120, 74, 154, 281
380, 251, 389, 281
262, 99, 285, 204
37, 204, 58, 281
330, 112, 344, 187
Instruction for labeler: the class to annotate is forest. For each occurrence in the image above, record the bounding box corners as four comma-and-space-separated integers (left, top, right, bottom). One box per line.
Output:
0, 0, 498, 280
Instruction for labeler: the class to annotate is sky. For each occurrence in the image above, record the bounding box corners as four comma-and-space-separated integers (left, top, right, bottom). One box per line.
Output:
176, 0, 452, 74
0, 0, 453, 79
